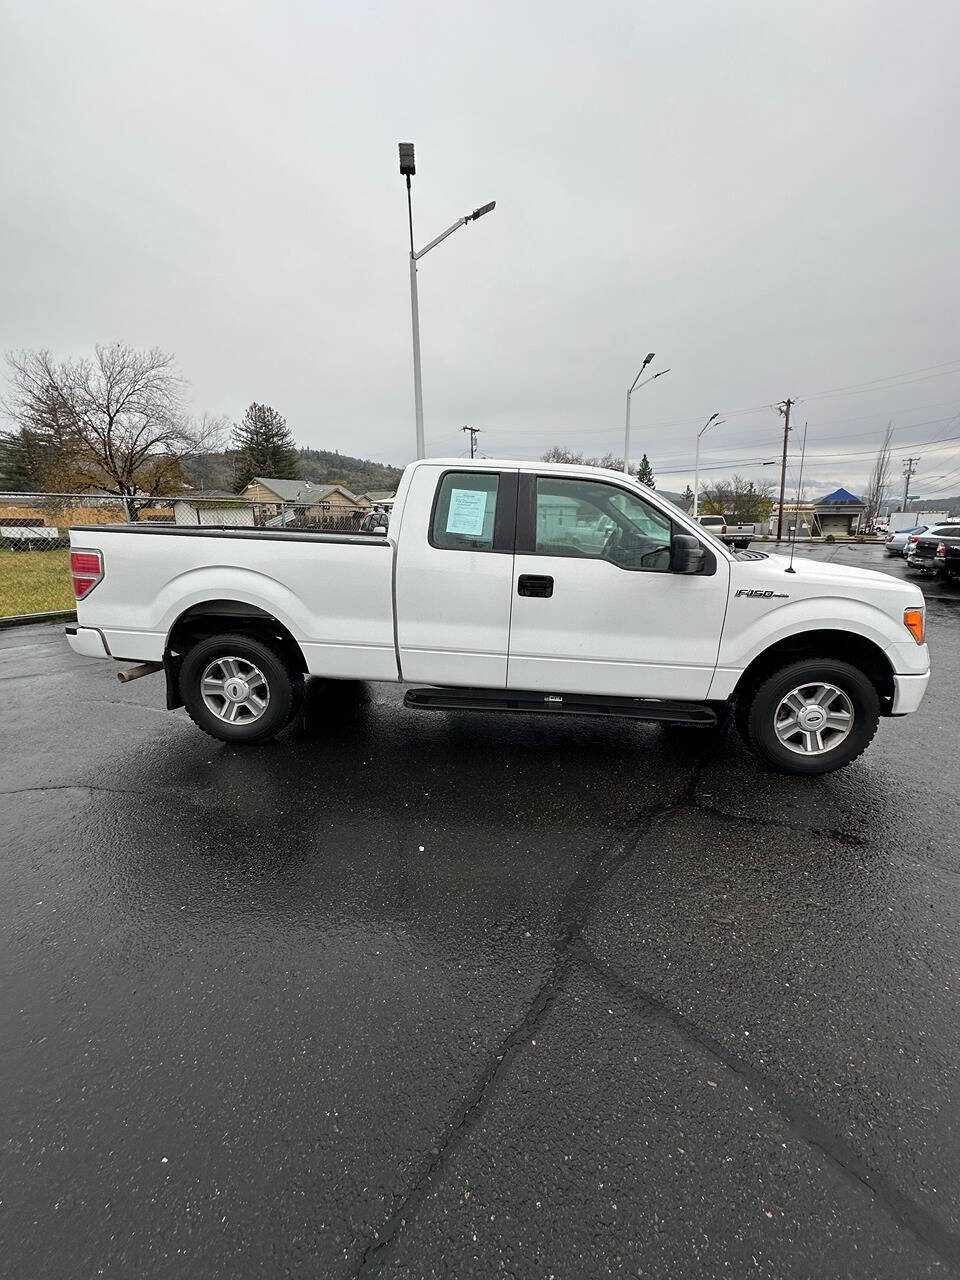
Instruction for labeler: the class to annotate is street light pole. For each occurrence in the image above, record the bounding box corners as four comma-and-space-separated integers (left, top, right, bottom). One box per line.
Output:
399, 143, 495, 460
693, 413, 722, 517
402, 159, 425, 460
623, 356, 670, 474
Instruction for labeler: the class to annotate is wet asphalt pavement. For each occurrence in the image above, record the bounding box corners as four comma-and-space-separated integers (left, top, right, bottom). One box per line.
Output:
2, 543, 960, 1278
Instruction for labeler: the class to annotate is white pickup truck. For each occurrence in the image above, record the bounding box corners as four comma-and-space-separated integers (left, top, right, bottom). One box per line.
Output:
66, 458, 930, 774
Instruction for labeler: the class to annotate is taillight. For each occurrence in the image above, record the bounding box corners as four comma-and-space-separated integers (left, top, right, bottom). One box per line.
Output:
721, 524, 727, 534
936, 541, 946, 559
70, 548, 103, 599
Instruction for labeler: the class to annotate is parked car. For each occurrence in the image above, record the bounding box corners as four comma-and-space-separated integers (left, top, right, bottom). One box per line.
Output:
903, 525, 960, 570
66, 457, 929, 774
695, 514, 754, 549
906, 529, 960, 578
885, 525, 927, 556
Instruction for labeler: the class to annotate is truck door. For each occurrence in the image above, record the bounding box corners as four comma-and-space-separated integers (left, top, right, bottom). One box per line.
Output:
507, 474, 729, 699
395, 465, 518, 687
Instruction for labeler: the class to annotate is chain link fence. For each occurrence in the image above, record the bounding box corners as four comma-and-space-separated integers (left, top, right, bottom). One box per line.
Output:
0, 491, 382, 618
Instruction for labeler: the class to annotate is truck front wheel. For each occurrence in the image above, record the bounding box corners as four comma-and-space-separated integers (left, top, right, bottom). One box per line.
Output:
741, 658, 880, 774
180, 633, 302, 744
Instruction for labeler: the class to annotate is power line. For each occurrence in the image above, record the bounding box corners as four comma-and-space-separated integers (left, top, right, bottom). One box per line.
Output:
479, 357, 960, 446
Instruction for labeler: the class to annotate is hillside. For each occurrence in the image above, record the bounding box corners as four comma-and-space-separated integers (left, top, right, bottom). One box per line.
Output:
184, 448, 403, 496
913, 495, 960, 515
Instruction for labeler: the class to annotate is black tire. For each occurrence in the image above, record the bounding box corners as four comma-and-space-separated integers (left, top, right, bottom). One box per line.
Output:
180, 632, 303, 744
743, 658, 880, 775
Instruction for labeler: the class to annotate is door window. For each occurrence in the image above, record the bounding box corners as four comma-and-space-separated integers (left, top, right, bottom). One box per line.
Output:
534, 477, 672, 571
431, 472, 499, 551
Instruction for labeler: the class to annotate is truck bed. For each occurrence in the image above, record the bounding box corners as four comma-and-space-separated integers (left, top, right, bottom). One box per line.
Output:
68, 522, 398, 677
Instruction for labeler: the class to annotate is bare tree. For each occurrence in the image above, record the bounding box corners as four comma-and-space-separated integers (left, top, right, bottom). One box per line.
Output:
700, 474, 774, 523
541, 446, 640, 476
862, 421, 894, 525
3, 344, 224, 511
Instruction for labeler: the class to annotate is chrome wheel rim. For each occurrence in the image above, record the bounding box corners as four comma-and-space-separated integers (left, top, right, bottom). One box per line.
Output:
201, 656, 270, 724
774, 682, 854, 756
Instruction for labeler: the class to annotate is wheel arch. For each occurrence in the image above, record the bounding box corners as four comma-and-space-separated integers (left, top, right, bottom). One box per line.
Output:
164, 600, 308, 709
731, 629, 896, 713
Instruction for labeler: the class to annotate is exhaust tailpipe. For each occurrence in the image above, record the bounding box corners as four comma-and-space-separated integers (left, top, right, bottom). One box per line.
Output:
117, 662, 163, 684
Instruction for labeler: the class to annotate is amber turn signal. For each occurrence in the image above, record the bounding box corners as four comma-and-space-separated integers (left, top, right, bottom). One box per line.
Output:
903, 608, 925, 645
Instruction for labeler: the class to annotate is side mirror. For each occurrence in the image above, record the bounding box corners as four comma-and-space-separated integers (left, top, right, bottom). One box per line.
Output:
671, 533, 705, 574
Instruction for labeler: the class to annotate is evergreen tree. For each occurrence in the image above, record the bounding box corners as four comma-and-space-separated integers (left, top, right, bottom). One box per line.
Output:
636, 453, 655, 488
0, 426, 60, 492
232, 403, 300, 491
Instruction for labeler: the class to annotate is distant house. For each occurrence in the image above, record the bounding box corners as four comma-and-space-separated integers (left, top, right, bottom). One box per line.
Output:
812, 487, 867, 537
355, 489, 397, 508
240, 477, 362, 517
773, 487, 867, 538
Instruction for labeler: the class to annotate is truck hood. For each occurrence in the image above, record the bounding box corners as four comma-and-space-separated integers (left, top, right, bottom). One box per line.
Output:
731, 551, 925, 613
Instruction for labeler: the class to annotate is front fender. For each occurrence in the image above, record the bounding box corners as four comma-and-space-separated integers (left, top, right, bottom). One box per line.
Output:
717, 596, 907, 672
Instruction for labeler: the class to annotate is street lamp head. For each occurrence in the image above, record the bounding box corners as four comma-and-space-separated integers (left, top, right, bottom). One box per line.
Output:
470, 200, 496, 221
398, 142, 416, 176
643, 352, 655, 367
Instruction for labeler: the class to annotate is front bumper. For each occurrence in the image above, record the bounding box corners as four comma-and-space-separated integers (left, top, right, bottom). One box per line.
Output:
65, 623, 111, 659
891, 671, 930, 715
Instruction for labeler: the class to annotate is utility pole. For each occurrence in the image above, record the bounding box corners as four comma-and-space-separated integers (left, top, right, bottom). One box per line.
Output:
775, 398, 794, 542
901, 456, 919, 512
462, 424, 481, 458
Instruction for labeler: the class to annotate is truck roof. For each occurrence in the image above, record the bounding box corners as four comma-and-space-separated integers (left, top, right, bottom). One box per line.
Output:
416, 456, 656, 487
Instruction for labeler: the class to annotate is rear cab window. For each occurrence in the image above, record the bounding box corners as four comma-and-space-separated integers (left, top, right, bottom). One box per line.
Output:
430, 472, 500, 551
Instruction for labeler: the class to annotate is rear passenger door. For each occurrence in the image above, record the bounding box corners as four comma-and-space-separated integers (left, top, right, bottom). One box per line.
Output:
394, 465, 518, 687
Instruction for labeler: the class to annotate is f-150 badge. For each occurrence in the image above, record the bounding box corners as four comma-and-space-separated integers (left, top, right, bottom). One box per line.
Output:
736, 588, 789, 598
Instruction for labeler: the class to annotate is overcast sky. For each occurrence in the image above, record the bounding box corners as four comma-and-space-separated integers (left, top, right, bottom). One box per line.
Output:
2, 0, 959, 502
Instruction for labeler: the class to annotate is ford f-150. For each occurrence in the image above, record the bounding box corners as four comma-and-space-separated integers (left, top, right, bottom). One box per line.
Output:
65, 458, 930, 774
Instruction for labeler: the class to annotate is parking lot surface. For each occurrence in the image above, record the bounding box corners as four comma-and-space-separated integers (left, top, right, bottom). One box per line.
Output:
3, 543, 960, 1278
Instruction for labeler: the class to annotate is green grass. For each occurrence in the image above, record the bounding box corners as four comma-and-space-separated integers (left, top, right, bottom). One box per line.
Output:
0, 547, 75, 617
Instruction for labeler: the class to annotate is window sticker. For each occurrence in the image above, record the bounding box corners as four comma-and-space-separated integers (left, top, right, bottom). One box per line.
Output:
446, 487, 488, 536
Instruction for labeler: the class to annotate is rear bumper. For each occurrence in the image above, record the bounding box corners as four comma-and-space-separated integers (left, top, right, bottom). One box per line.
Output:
891, 671, 930, 716
65, 623, 111, 659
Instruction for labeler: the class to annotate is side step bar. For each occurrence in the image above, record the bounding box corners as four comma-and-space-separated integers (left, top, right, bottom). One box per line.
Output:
403, 686, 717, 726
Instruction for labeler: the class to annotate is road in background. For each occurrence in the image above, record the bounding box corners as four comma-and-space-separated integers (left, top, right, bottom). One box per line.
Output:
2, 545, 959, 1278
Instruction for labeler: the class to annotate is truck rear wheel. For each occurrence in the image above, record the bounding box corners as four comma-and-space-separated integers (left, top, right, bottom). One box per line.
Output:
180, 632, 302, 744
742, 658, 879, 775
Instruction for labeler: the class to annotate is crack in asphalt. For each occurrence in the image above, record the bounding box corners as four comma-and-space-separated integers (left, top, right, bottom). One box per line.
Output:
352, 748, 960, 1277
572, 941, 960, 1273
0, 783, 156, 798
694, 801, 867, 848
352, 756, 710, 1277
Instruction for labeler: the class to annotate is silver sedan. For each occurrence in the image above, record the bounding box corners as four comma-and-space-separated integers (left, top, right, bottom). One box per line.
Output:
885, 525, 927, 556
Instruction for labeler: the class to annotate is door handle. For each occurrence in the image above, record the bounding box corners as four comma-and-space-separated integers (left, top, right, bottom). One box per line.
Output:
518, 574, 554, 598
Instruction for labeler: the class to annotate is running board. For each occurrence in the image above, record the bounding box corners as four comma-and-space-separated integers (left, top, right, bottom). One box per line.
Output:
403, 686, 717, 726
